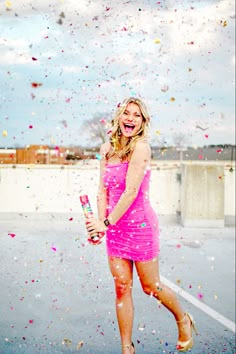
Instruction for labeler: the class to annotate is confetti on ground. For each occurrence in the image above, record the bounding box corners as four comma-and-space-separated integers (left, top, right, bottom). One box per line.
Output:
8, 233, 16, 238
76, 341, 84, 350
62, 338, 72, 347
197, 292, 204, 300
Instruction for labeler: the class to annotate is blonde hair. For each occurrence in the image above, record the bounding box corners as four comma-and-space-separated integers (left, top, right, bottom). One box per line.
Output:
107, 97, 150, 161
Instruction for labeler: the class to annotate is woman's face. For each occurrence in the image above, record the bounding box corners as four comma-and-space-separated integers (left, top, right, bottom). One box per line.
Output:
119, 102, 143, 138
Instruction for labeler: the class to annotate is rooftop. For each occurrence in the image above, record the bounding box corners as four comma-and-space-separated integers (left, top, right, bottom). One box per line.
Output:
0, 214, 235, 353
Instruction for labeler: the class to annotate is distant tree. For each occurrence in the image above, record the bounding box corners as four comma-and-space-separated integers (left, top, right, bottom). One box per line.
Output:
81, 112, 111, 146
172, 132, 189, 148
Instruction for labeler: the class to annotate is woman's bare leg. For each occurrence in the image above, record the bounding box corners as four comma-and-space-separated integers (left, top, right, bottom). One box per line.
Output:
108, 256, 135, 354
135, 258, 192, 343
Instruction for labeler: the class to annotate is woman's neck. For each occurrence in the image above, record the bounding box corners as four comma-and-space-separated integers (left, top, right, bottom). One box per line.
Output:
120, 135, 129, 148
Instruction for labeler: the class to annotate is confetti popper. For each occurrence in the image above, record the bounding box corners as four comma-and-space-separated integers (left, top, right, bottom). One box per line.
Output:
79, 195, 104, 245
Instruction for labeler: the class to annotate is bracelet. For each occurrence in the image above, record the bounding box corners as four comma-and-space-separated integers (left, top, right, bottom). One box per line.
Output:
104, 218, 110, 227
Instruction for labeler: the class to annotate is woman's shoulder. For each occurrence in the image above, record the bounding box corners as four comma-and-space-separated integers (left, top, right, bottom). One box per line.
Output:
100, 141, 111, 158
135, 138, 151, 151
132, 139, 151, 159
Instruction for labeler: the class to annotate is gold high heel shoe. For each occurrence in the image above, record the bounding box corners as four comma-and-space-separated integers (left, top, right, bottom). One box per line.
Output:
122, 342, 135, 353
176, 313, 198, 352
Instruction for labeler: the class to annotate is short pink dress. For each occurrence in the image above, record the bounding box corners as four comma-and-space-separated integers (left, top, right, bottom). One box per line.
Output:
103, 161, 160, 261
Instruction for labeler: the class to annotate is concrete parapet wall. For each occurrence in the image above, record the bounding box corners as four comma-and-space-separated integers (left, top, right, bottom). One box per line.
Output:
0, 161, 235, 226
180, 164, 225, 227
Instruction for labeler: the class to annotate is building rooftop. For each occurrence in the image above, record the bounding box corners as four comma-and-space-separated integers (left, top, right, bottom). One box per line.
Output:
0, 214, 235, 353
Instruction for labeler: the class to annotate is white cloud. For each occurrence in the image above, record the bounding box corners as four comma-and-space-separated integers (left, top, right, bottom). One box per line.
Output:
0, 50, 31, 65
62, 65, 83, 73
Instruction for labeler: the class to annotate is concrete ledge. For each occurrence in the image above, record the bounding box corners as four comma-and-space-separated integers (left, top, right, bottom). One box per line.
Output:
181, 218, 225, 228
0, 212, 179, 225
225, 215, 236, 226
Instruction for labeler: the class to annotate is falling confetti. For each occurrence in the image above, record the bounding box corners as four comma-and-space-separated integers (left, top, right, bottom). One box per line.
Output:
161, 84, 169, 92
2, 130, 8, 137
154, 38, 161, 44
31, 82, 42, 88
95, 153, 102, 160
217, 19, 227, 27
5, 1, 12, 8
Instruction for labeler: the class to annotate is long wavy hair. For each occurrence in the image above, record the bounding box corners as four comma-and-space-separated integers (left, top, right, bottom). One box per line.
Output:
107, 97, 150, 161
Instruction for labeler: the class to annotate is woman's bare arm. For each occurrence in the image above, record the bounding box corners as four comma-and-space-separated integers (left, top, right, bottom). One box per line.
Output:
97, 143, 110, 221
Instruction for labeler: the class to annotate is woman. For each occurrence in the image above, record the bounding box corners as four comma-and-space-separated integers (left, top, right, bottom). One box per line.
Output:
86, 97, 198, 353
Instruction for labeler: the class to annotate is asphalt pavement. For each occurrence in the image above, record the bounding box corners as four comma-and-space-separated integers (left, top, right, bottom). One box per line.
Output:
0, 214, 235, 354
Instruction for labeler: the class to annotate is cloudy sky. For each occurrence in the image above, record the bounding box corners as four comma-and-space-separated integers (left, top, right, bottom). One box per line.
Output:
0, 0, 235, 148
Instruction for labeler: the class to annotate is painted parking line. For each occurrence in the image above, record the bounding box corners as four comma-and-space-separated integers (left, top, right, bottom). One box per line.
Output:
161, 275, 236, 333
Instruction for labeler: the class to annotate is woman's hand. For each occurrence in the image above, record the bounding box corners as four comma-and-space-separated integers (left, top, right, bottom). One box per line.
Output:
86, 217, 107, 238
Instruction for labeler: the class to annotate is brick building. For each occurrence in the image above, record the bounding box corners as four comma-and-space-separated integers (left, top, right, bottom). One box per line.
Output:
0, 145, 85, 164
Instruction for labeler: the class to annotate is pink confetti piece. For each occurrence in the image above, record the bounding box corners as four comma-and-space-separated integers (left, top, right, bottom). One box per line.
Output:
197, 292, 204, 300
29, 125, 33, 129
176, 244, 181, 248
51, 246, 57, 252
32, 57, 38, 61
28, 320, 34, 324
69, 217, 73, 221
204, 134, 209, 138
8, 233, 16, 238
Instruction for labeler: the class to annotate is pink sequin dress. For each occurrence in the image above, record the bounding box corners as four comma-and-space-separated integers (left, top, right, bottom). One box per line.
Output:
103, 161, 160, 261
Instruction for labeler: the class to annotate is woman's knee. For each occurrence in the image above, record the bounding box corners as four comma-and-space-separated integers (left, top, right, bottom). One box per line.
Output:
115, 279, 133, 298
142, 282, 162, 297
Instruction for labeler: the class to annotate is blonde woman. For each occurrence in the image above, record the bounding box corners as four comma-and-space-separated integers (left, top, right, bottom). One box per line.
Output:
86, 97, 198, 353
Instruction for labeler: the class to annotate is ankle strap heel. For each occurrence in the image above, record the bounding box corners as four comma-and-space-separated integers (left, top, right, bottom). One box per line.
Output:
122, 342, 135, 352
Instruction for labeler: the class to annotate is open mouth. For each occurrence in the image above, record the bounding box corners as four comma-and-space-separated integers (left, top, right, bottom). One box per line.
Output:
124, 123, 135, 133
